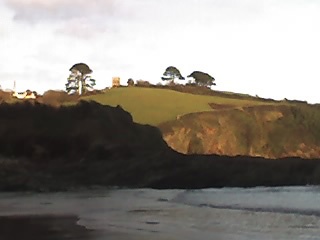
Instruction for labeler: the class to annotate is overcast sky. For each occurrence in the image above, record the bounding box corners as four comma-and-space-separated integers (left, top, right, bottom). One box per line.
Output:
1, 0, 320, 102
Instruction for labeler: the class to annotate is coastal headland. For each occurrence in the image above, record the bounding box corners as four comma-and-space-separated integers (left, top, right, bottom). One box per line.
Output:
1, 87, 320, 191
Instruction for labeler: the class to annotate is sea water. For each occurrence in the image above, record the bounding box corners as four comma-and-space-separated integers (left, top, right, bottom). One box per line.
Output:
1, 186, 320, 239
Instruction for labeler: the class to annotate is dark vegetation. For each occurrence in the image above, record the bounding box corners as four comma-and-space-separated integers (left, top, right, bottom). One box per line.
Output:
160, 66, 215, 87
151, 155, 320, 189
188, 71, 216, 87
1, 101, 320, 191
39, 90, 79, 106
0, 90, 12, 103
161, 66, 185, 82
0, 101, 173, 190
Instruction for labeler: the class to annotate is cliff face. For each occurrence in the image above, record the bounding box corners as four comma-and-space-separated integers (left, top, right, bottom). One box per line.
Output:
1, 101, 320, 191
159, 104, 320, 159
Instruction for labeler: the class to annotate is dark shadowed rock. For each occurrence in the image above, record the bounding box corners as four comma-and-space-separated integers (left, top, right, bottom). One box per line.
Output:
1, 101, 320, 191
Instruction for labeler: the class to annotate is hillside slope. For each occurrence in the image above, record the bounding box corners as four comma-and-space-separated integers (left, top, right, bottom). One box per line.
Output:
159, 104, 320, 159
83, 87, 272, 125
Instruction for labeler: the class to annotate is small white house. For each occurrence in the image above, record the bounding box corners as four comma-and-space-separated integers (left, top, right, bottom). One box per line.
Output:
12, 81, 37, 99
12, 90, 36, 99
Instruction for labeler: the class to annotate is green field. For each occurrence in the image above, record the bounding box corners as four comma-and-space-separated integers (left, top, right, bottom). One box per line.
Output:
83, 87, 275, 125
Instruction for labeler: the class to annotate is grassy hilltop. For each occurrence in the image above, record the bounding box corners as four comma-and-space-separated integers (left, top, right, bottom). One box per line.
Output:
83, 86, 278, 125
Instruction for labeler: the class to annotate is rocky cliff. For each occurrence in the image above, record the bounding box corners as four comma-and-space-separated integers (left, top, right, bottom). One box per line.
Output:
1, 101, 320, 191
160, 104, 320, 159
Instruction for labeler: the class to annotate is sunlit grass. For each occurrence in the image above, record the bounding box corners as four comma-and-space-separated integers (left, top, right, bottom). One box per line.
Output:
83, 87, 274, 125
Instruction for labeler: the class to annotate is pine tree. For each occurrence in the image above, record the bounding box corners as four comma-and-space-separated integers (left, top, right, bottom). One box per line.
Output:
65, 63, 96, 95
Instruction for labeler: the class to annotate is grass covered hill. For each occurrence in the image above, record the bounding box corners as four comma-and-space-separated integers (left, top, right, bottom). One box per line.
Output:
83, 87, 277, 126
82, 86, 320, 159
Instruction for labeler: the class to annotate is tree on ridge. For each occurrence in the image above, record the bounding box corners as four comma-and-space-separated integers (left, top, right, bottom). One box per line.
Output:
188, 71, 216, 87
65, 63, 96, 95
161, 66, 185, 83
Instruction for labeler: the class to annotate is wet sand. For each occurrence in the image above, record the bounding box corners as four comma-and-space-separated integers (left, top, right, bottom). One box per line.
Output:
0, 215, 98, 240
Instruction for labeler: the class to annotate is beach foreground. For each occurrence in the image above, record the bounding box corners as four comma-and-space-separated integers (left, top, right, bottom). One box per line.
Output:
1, 187, 320, 240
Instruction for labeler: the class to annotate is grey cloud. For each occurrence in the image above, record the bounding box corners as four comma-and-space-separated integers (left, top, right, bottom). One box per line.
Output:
5, 0, 122, 39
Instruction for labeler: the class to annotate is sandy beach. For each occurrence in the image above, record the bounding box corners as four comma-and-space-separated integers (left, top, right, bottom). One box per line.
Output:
1, 188, 320, 240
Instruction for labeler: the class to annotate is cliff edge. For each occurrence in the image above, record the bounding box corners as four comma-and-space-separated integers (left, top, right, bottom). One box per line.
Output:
160, 104, 320, 159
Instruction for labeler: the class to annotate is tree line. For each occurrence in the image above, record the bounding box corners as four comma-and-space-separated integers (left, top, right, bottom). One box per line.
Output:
65, 63, 216, 95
